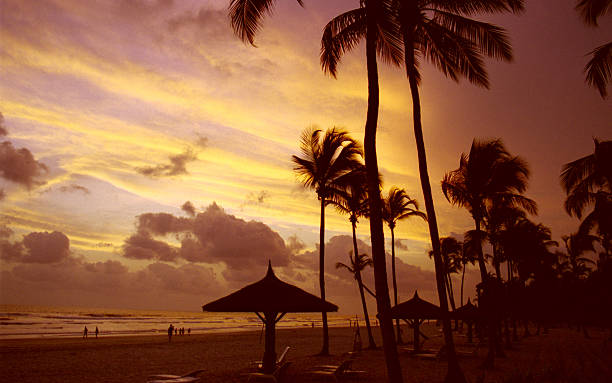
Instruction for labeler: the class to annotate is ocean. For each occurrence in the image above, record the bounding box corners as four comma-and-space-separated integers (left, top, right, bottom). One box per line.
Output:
0, 305, 357, 339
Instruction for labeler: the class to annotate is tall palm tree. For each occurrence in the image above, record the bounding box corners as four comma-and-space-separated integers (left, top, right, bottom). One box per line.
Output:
321, 2, 406, 381
562, 139, 612, 256
391, 1, 523, 377
575, 0, 612, 98
226, 0, 404, 378
442, 138, 533, 367
329, 166, 377, 349
560, 232, 598, 280
383, 187, 426, 343
442, 139, 534, 282
460, 231, 479, 306
336, 251, 376, 345
292, 127, 363, 355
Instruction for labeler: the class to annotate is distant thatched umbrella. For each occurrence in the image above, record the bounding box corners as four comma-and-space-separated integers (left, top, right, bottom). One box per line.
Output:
390, 291, 444, 352
202, 262, 338, 373
452, 298, 480, 343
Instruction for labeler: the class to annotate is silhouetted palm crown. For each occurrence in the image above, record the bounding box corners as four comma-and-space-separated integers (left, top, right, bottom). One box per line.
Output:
576, 0, 612, 97
442, 139, 533, 226
229, 0, 304, 45
336, 251, 373, 276
330, 166, 370, 224
292, 128, 363, 200
383, 187, 426, 228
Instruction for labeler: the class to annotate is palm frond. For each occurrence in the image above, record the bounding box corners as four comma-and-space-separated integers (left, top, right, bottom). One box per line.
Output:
321, 7, 367, 77
229, 0, 304, 45
561, 152, 596, 193
429, 0, 524, 16
584, 41, 612, 98
432, 11, 512, 61
576, 0, 612, 26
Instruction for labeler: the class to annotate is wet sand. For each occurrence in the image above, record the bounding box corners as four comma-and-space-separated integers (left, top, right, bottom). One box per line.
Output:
1, 323, 611, 382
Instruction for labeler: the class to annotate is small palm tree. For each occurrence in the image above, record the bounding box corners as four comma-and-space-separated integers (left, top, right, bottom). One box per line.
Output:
575, 0, 612, 98
292, 127, 363, 355
560, 233, 598, 280
382, 187, 426, 343
336, 251, 375, 346
329, 166, 377, 348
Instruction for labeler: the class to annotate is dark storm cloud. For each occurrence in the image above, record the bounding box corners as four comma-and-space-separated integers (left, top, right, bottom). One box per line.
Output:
121, 203, 292, 272
1, 231, 70, 264
136, 148, 197, 178
0, 141, 48, 189
122, 231, 179, 262
181, 200, 196, 216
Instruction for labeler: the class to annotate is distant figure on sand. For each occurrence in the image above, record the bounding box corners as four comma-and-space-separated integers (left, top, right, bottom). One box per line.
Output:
187, 328, 191, 335
95, 326, 99, 338
83, 326, 88, 339
168, 324, 174, 343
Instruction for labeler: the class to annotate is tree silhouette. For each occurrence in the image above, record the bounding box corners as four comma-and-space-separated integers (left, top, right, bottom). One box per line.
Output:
383, 186, 426, 343
321, 2, 405, 380
575, 0, 612, 98
330, 166, 377, 348
292, 127, 363, 355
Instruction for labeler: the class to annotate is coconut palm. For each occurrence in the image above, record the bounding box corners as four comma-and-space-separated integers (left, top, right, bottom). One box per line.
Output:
336, 251, 376, 344
562, 139, 612, 255
292, 127, 363, 355
329, 166, 377, 348
460, 231, 480, 306
321, 2, 406, 380
560, 233, 598, 280
382, 187, 426, 343
442, 139, 534, 282
575, 0, 612, 98
428, 236, 463, 331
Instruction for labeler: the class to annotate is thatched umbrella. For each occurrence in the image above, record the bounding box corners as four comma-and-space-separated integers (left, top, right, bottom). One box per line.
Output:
390, 291, 444, 352
202, 262, 338, 373
452, 298, 480, 343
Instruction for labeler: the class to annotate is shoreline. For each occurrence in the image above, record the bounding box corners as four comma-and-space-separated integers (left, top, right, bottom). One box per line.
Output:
1, 324, 610, 382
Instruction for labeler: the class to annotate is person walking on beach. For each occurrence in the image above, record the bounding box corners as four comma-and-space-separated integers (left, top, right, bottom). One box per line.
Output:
168, 324, 174, 343
83, 326, 88, 339
95, 326, 99, 338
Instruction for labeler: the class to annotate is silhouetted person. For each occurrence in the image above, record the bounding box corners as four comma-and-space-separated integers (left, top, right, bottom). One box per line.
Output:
83, 326, 88, 339
187, 328, 191, 335
168, 324, 174, 343
95, 326, 99, 338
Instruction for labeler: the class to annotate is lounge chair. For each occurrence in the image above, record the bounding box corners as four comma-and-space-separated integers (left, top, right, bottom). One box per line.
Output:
247, 361, 291, 382
147, 369, 205, 383
309, 360, 366, 381
251, 346, 290, 371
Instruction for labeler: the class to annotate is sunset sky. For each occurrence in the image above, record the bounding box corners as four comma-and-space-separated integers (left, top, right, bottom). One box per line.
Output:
0, 0, 610, 313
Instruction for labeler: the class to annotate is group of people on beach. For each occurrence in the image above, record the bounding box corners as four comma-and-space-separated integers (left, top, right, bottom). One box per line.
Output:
83, 326, 99, 339
167, 324, 190, 342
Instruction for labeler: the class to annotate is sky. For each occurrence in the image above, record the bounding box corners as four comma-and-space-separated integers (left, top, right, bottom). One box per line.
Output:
0, 0, 610, 313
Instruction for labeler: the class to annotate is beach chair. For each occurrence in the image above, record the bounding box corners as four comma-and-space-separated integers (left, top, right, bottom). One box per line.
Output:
247, 361, 291, 382
309, 360, 366, 381
251, 346, 290, 370
147, 369, 205, 383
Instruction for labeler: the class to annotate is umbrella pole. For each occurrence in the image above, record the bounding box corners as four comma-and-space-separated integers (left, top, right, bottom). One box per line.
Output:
262, 312, 278, 374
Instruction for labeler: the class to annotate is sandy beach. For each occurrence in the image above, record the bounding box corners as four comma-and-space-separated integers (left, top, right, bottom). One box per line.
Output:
1, 323, 611, 383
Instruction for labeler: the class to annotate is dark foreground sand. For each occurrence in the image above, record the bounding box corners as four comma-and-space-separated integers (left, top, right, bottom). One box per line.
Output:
1, 324, 611, 383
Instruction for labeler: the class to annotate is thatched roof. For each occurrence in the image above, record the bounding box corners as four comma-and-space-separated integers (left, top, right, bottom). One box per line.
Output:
451, 298, 480, 320
202, 262, 338, 313
390, 291, 443, 319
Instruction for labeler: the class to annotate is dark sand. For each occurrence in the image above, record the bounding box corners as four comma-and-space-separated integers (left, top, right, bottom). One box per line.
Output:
1, 323, 611, 382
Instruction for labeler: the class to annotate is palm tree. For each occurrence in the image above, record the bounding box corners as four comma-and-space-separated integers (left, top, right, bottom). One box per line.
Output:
460, 231, 480, 306
575, 0, 612, 98
442, 138, 534, 367
321, 2, 406, 380
560, 232, 598, 280
382, 187, 426, 343
336, 251, 376, 345
292, 127, 363, 355
429, 236, 463, 329
562, 139, 612, 256
329, 166, 377, 348
442, 139, 534, 282
391, 1, 523, 377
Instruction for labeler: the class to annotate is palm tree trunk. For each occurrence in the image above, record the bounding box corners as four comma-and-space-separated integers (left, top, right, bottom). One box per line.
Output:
319, 197, 329, 355
405, 43, 465, 383
352, 221, 376, 349
391, 227, 403, 343
364, 2, 402, 381
474, 219, 488, 282
461, 263, 466, 307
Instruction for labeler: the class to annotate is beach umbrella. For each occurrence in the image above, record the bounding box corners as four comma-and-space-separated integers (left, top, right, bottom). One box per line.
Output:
451, 298, 480, 343
202, 261, 338, 373
390, 291, 444, 351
